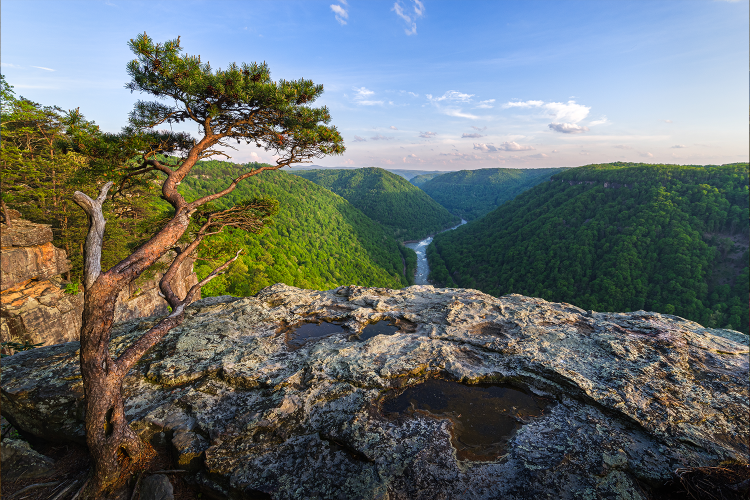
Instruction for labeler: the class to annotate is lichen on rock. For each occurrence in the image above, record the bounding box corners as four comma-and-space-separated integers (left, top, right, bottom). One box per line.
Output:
1, 284, 747, 499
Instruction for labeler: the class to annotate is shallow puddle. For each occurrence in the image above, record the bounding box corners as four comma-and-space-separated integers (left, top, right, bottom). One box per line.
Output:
286, 321, 346, 351
381, 379, 551, 461
355, 320, 400, 342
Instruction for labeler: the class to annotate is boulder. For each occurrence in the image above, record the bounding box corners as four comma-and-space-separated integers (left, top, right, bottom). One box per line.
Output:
0, 242, 72, 292
140, 474, 174, 500
0, 278, 83, 346
0, 438, 55, 481
1, 284, 747, 499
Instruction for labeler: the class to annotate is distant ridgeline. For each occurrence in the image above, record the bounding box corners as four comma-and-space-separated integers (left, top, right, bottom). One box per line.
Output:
428, 162, 750, 333
178, 161, 416, 297
415, 167, 569, 221
292, 167, 459, 241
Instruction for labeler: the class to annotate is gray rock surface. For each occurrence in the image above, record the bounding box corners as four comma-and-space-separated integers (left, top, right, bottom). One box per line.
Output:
140, 474, 174, 500
1, 284, 747, 499
0, 438, 55, 481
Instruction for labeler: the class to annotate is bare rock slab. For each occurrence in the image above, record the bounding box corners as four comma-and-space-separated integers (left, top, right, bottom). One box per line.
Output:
1, 284, 747, 499
140, 474, 174, 500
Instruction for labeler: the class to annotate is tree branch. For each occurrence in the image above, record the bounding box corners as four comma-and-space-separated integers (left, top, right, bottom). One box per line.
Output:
73, 182, 113, 289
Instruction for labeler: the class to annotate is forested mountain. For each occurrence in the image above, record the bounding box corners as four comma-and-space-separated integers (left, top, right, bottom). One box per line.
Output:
428, 162, 749, 333
410, 172, 444, 187
292, 167, 459, 241
418, 167, 568, 220
178, 161, 416, 297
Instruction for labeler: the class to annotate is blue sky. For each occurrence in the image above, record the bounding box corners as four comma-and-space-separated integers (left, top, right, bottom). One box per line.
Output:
3, 0, 748, 170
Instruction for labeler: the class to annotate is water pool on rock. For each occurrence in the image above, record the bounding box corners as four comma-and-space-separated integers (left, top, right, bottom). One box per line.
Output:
285, 321, 347, 350
355, 320, 400, 342
381, 378, 552, 461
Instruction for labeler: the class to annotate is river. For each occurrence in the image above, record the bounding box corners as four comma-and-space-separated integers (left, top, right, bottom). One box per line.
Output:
405, 219, 467, 285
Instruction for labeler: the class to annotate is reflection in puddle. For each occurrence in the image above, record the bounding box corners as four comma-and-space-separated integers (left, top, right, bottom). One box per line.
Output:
286, 321, 346, 351
355, 320, 400, 342
381, 379, 551, 461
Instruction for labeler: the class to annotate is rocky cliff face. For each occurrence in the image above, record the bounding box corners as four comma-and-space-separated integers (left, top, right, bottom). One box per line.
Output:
0, 212, 199, 347
2, 284, 747, 499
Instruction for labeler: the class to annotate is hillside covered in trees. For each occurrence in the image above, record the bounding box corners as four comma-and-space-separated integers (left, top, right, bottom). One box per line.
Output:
417, 167, 568, 220
428, 162, 749, 333
292, 167, 459, 241
178, 161, 416, 296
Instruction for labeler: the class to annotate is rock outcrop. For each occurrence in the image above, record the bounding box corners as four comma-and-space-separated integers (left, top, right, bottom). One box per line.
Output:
1, 284, 747, 499
1, 212, 199, 346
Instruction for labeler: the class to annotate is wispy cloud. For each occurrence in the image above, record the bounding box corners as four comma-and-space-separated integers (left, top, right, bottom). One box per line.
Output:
462, 133, 483, 138
445, 109, 479, 119
614, 145, 633, 150
353, 135, 367, 142
31, 66, 55, 72
419, 131, 437, 138
1, 63, 21, 68
527, 153, 548, 159
330, 4, 348, 25
671, 144, 687, 148
427, 90, 474, 103
503, 100, 544, 108
403, 153, 424, 163
474, 99, 495, 109
549, 123, 589, 134
389, 125, 398, 130
393, 0, 424, 36
589, 116, 608, 126
352, 86, 383, 106
474, 141, 534, 152
471, 126, 487, 131
640, 152, 654, 158
662, 119, 673, 123
371, 134, 394, 140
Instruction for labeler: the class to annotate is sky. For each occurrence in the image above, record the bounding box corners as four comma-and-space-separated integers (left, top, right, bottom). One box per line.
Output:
2, 0, 748, 171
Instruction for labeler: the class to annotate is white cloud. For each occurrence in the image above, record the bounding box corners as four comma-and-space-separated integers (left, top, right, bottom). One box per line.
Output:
393, 1, 412, 23
403, 153, 424, 163
462, 133, 483, 138
474, 141, 534, 152
671, 144, 687, 149
551, 149, 559, 153
428, 90, 474, 103
31, 66, 55, 72
471, 126, 487, 131
549, 123, 589, 134
371, 134, 394, 140
614, 145, 633, 150
640, 152, 654, 158
527, 153, 548, 159
352, 87, 383, 106
503, 100, 544, 108
407, 91, 419, 97
544, 101, 590, 123
445, 109, 479, 119
473, 143, 496, 152
498, 141, 534, 151
330, 4, 348, 25
343, 158, 355, 165
353, 135, 367, 142
413, 0, 425, 16
389, 125, 398, 130
663, 119, 673, 123
1, 63, 20, 68
475, 99, 495, 109
419, 131, 437, 138
589, 116, 608, 126
248, 152, 263, 162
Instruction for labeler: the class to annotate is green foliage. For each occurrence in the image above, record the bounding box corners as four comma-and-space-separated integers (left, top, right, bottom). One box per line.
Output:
410, 172, 445, 187
293, 167, 459, 241
429, 162, 750, 333
0, 75, 161, 284
64, 282, 81, 295
419, 167, 568, 220
126, 33, 344, 162
0, 340, 44, 358
177, 161, 416, 297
